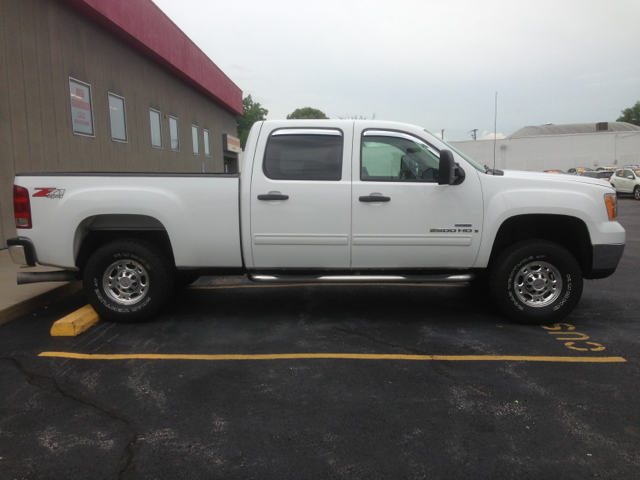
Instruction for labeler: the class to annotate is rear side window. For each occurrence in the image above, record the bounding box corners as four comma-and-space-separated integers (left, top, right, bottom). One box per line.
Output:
263, 130, 343, 181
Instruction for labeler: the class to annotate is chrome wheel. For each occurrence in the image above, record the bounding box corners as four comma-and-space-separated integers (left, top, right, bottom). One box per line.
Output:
102, 259, 149, 305
513, 261, 562, 308
634, 186, 640, 200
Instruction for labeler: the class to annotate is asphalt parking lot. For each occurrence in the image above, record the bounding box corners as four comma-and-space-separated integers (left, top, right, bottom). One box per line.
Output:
1, 198, 639, 479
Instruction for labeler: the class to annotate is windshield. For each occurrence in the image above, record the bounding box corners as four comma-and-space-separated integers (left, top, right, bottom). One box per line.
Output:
423, 130, 485, 173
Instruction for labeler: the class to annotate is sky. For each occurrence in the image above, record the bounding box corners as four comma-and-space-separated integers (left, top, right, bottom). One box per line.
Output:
153, 0, 640, 141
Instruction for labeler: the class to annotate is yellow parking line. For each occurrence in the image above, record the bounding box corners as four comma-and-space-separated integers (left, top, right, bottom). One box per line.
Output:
38, 352, 626, 363
189, 283, 466, 290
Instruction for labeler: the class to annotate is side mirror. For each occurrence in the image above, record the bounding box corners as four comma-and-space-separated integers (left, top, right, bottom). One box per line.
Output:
438, 150, 465, 185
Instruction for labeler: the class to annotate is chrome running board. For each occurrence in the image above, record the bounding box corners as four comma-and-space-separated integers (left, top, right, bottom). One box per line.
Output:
248, 273, 474, 284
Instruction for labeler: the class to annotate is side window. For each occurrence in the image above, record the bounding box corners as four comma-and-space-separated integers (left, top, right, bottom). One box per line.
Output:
169, 116, 179, 151
361, 132, 440, 182
203, 129, 210, 156
263, 130, 343, 181
192, 125, 199, 155
149, 109, 162, 148
108, 93, 127, 142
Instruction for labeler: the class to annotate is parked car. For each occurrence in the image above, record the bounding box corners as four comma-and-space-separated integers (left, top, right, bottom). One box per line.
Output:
610, 168, 640, 200
9, 119, 625, 325
580, 171, 614, 179
567, 167, 593, 174
543, 170, 566, 174
596, 166, 615, 171
579, 171, 613, 187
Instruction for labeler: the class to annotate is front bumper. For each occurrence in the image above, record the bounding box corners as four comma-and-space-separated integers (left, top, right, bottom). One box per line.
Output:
6, 237, 37, 267
586, 243, 625, 279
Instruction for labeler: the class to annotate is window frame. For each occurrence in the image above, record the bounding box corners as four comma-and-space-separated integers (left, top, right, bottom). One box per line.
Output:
360, 129, 443, 183
69, 77, 95, 138
262, 128, 344, 182
192, 124, 200, 155
203, 129, 210, 157
107, 92, 128, 143
169, 115, 180, 152
149, 108, 163, 148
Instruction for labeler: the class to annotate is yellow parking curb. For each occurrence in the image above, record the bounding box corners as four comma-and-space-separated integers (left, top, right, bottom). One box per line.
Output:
50, 304, 100, 336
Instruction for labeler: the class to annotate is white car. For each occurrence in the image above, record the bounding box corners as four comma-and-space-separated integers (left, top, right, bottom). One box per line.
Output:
610, 168, 640, 200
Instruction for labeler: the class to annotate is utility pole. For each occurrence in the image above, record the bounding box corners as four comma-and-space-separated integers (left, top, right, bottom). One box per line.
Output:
469, 129, 478, 141
441, 129, 444, 140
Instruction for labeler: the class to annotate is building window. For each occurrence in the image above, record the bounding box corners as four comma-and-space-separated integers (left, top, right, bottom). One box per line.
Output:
203, 129, 210, 156
192, 125, 199, 155
169, 116, 179, 151
263, 129, 343, 181
149, 109, 162, 148
69, 78, 94, 137
108, 93, 127, 142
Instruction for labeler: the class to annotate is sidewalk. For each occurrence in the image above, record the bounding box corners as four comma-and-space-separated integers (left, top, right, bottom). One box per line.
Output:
0, 248, 82, 325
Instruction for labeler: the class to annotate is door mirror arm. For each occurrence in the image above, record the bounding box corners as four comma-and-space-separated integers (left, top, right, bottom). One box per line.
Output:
438, 150, 465, 185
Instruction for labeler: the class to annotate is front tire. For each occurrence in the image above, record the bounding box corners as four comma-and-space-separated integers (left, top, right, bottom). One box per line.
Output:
634, 185, 640, 200
83, 239, 173, 323
489, 240, 583, 325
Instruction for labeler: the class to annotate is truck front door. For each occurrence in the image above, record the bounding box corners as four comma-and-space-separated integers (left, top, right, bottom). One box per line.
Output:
249, 126, 352, 268
350, 127, 484, 269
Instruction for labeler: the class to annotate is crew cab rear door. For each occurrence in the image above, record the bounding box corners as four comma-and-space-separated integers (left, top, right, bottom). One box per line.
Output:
249, 124, 353, 268
350, 125, 484, 268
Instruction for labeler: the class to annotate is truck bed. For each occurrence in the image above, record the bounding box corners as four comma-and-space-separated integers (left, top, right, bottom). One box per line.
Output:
14, 172, 243, 269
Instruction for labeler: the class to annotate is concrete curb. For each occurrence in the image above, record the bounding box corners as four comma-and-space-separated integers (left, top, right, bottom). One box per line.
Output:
0, 281, 83, 326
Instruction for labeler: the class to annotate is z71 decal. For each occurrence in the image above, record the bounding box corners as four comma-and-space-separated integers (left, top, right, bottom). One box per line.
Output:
33, 188, 65, 199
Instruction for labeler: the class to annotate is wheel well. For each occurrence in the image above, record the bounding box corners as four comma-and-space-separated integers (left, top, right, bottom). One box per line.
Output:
74, 215, 175, 272
489, 215, 592, 274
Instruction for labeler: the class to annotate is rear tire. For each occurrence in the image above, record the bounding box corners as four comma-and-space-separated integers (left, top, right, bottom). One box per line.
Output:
489, 240, 583, 325
634, 185, 640, 200
83, 239, 173, 323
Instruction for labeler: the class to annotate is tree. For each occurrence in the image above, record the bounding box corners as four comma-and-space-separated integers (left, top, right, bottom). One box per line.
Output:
617, 101, 640, 126
237, 95, 268, 149
286, 107, 328, 120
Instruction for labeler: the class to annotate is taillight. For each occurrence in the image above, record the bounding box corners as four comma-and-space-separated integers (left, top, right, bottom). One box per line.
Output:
14, 185, 32, 229
604, 193, 617, 221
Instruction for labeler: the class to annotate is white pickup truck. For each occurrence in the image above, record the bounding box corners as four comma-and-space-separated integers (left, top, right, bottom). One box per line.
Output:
9, 120, 625, 325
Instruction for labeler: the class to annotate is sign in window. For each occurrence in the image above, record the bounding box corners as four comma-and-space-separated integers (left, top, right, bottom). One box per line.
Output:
69, 78, 94, 136
150, 109, 162, 147
108, 93, 127, 142
223, 133, 242, 153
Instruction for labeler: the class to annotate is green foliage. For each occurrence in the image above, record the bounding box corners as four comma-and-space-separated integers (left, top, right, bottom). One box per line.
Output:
286, 107, 329, 120
237, 95, 268, 149
617, 101, 640, 126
